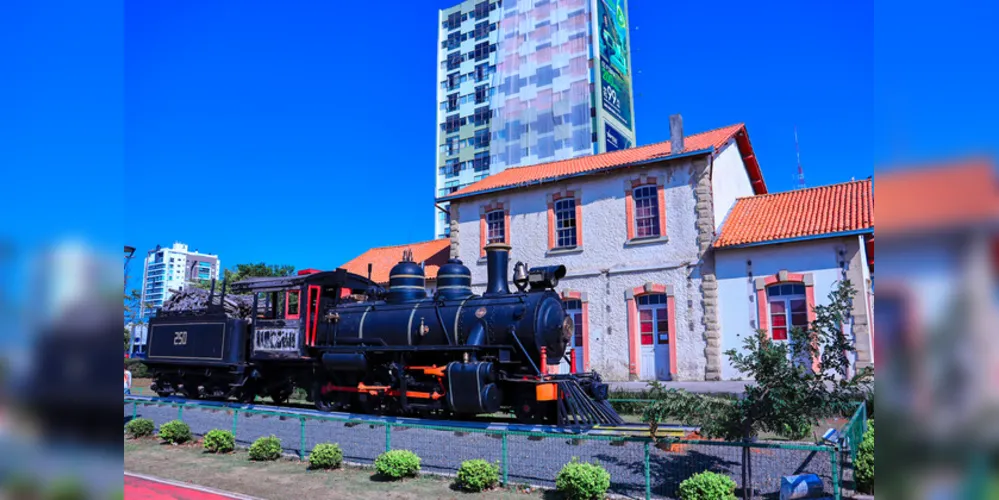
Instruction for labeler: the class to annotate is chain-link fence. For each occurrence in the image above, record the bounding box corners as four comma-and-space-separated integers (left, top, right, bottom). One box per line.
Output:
124, 396, 843, 499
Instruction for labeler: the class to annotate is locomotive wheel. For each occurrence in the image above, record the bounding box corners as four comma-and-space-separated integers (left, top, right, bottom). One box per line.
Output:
269, 387, 293, 405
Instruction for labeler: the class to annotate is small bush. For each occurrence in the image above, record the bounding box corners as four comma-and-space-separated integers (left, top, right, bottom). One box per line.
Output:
203, 429, 235, 453
679, 471, 736, 500
374, 450, 421, 479
555, 458, 610, 500
456, 459, 500, 492
124, 418, 154, 438
124, 359, 150, 378
308, 443, 343, 470
158, 420, 191, 444
47, 477, 87, 500
854, 420, 874, 493
248, 435, 282, 461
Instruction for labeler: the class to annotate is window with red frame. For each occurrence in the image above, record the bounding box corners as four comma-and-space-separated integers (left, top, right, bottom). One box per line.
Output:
486, 209, 505, 244
633, 185, 660, 238
767, 283, 807, 340
554, 198, 577, 248
637, 294, 668, 345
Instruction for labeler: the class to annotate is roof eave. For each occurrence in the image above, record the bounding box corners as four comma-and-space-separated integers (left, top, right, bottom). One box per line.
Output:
715, 228, 874, 250
437, 147, 715, 203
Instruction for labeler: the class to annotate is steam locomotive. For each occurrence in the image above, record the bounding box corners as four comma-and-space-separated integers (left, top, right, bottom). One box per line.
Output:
143, 243, 622, 426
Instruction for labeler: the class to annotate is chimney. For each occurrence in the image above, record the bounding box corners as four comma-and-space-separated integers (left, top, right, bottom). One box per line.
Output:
483, 242, 512, 295
670, 114, 684, 154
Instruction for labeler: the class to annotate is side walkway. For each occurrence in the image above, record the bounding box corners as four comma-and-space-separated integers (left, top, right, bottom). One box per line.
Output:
608, 380, 750, 395
124, 472, 259, 500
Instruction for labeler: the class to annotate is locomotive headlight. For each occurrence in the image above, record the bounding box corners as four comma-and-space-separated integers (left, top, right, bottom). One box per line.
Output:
561, 315, 574, 344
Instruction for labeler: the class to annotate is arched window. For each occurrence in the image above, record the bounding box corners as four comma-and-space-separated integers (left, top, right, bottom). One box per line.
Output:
766, 283, 807, 341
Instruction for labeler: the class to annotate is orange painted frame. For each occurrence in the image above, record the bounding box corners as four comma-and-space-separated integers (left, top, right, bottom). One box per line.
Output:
626, 284, 677, 380
561, 290, 590, 373
285, 289, 301, 320
626, 177, 667, 240
479, 202, 510, 258
756, 272, 817, 370
548, 191, 583, 250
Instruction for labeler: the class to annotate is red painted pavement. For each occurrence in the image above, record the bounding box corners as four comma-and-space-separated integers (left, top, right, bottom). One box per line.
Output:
124, 475, 239, 500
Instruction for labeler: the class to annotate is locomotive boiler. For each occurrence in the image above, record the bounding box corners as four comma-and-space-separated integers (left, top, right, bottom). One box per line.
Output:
144, 243, 621, 426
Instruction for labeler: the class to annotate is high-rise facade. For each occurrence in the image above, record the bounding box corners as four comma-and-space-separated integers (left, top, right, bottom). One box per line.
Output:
140, 242, 221, 317
434, 0, 636, 238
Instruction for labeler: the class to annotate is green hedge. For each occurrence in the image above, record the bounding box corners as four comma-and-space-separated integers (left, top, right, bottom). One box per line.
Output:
308, 443, 343, 470
203, 429, 235, 453
158, 420, 191, 444
249, 435, 283, 461
374, 450, 421, 479
125, 418, 154, 438
124, 359, 149, 378
679, 471, 737, 500
555, 458, 610, 500
456, 459, 499, 492
854, 420, 874, 493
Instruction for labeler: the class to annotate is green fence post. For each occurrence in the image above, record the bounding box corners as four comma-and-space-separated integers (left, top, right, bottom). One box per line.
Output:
643, 441, 651, 500
299, 417, 306, 461
132, 402, 137, 420
831, 446, 840, 500
232, 408, 239, 436
385, 424, 392, 453
501, 433, 509, 486
178, 404, 183, 421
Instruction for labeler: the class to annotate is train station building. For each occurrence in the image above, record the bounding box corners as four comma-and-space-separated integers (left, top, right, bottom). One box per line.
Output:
436, 118, 874, 382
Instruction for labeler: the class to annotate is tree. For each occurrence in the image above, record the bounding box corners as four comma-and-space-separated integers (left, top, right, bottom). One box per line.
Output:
193, 262, 296, 296
643, 280, 872, 499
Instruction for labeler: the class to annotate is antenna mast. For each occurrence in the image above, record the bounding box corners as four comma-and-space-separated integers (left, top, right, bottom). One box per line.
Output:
794, 125, 806, 189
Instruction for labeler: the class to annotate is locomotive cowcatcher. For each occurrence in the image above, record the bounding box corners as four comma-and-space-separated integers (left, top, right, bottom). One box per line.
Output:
144, 243, 622, 426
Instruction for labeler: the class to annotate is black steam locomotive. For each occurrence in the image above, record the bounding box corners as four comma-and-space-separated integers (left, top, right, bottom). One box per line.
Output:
143, 243, 622, 426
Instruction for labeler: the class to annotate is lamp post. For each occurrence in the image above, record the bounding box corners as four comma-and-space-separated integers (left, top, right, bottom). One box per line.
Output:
124, 245, 136, 356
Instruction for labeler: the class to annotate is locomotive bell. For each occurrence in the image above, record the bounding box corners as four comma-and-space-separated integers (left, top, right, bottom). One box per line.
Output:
512, 262, 529, 292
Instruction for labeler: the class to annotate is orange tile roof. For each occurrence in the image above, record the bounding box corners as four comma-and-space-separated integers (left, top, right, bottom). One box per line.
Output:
715, 179, 873, 248
876, 158, 999, 236
340, 239, 451, 284
440, 123, 766, 200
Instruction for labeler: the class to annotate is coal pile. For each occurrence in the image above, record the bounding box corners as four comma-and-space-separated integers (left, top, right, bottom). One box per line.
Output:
160, 287, 254, 319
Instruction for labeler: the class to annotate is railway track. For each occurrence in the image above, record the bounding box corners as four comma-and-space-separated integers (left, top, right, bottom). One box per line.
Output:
124, 395, 697, 439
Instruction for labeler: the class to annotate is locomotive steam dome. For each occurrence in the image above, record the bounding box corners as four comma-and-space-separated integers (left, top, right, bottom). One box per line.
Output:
386, 250, 427, 303
436, 258, 472, 299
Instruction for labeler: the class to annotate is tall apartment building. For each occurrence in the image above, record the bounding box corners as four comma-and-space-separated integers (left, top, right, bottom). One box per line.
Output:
140, 242, 221, 317
434, 0, 637, 238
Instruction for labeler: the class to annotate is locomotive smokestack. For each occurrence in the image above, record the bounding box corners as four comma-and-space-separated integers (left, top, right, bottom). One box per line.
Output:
484, 242, 512, 295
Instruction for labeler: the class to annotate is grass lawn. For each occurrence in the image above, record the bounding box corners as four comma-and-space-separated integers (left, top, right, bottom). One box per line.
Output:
124, 437, 547, 500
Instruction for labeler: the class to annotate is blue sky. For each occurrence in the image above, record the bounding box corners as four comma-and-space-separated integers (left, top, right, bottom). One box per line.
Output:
4, 1, 995, 296
120, 0, 876, 291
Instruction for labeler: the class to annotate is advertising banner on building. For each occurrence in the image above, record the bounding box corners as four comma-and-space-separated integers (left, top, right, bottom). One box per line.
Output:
605, 122, 632, 152
598, 0, 632, 130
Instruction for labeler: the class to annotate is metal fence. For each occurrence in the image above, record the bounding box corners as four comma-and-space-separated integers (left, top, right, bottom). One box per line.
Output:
124, 396, 843, 499
839, 402, 869, 463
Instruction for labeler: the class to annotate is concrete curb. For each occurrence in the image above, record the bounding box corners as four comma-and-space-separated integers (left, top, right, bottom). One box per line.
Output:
124, 471, 262, 500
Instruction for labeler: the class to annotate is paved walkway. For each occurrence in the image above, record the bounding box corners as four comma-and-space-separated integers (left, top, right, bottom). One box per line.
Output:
608, 380, 750, 394
124, 473, 256, 500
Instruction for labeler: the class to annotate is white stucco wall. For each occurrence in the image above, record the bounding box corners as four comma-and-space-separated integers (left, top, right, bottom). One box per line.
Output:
715, 237, 864, 380
452, 156, 709, 380
710, 139, 754, 230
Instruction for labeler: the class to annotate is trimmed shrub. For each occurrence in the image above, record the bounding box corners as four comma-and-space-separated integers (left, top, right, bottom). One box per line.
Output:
47, 478, 87, 500
248, 435, 282, 461
374, 450, 421, 479
124, 418, 154, 438
456, 459, 500, 492
158, 420, 191, 444
679, 471, 737, 500
124, 359, 149, 378
854, 420, 874, 493
555, 458, 610, 500
308, 443, 343, 470
203, 429, 235, 453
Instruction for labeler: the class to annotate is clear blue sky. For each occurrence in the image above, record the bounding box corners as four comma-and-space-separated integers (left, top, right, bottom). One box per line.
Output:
3, 1, 995, 296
